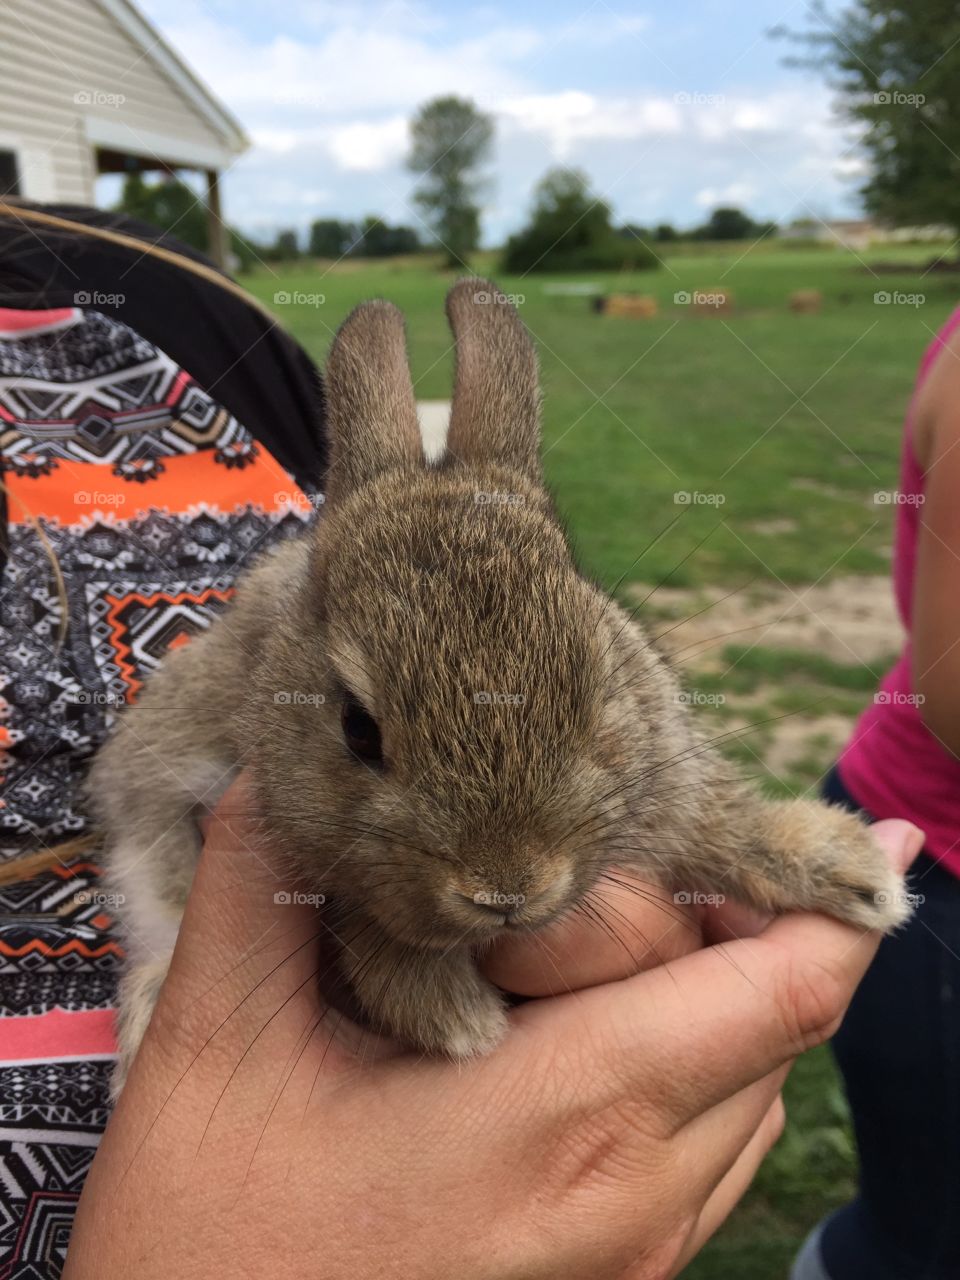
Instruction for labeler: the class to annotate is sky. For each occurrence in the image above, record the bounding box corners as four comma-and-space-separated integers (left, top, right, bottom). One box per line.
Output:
133, 0, 864, 245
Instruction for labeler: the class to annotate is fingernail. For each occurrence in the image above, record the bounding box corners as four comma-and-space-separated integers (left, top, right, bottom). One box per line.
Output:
872, 820, 926, 874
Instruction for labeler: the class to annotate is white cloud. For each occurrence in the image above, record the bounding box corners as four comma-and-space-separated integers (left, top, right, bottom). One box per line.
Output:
500, 92, 683, 158
136, 1, 863, 239
695, 182, 757, 209
551, 9, 653, 47
327, 117, 410, 171
158, 17, 535, 116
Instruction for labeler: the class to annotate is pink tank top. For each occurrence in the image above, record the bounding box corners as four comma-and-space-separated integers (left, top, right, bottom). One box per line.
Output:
839, 308, 960, 873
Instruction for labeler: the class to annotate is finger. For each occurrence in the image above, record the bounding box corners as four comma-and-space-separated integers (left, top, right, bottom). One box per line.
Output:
483, 871, 700, 995
521, 816, 924, 1127
486, 820, 923, 994
698, 897, 771, 945
146, 775, 387, 1078
166, 773, 321, 997
869, 818, 927, 873
666, 1095, 787, 1278
677, 1064, 789, 1191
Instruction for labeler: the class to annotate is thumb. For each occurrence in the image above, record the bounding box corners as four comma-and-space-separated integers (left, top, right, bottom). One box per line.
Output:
868, 818, 925, 875
524, 816, 926, 1129
163, 772, 324, 1008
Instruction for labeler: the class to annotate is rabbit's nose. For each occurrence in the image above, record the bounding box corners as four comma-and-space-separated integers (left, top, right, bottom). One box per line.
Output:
454, 870, 573, 922
459, 889, 513, 919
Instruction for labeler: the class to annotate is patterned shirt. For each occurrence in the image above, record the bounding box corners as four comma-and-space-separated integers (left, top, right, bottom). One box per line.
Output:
0, 303, 313, 1277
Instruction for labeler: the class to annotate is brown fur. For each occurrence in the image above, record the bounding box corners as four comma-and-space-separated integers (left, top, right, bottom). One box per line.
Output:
90, 278, 909, 1080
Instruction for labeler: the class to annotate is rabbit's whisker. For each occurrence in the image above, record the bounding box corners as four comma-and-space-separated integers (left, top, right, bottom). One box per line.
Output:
591, 509, 688, 633
598, 520, 724, 666
199, 958, 332, 1163
591, 871, 698, 933
121, 922, 332, 1184
648, 577, 760, 647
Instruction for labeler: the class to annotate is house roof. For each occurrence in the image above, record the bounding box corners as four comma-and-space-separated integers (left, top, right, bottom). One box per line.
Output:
99, 0, 249, 155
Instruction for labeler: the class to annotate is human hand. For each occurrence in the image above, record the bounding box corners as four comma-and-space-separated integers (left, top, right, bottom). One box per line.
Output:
483, 817, 922, 993
64, 783, 922, 1280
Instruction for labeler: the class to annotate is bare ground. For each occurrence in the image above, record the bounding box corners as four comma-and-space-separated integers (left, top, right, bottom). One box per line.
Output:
629, 575, 903, 786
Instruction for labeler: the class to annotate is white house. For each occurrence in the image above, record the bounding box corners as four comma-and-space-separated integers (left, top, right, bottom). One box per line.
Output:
0, 0, 248, 264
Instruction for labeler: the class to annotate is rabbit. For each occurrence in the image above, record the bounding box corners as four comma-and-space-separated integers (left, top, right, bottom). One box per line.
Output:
89, 278, 911, 1088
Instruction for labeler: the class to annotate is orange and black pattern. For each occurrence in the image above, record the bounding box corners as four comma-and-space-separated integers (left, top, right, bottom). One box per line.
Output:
0, 304, 313, 1276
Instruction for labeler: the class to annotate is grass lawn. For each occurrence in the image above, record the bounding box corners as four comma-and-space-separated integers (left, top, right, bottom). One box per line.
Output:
241, 241, 950, 1277
245, 240, 952, 592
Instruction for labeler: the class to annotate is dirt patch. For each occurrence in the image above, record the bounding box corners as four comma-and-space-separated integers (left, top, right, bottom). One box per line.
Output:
726, 708, 858, 786
744, 518, 799, 536
789, 478, 853, 501
629, 575, 903, 782
632, 574, 902, 668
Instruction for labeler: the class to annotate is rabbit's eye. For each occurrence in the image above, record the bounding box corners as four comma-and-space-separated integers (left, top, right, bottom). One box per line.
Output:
341, 695, 383, 766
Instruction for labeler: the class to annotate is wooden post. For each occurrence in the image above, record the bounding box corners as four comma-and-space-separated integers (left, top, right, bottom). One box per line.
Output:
205, 169, 228, 269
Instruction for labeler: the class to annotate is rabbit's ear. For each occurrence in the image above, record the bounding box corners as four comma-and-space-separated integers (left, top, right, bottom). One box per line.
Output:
445, 279, 541, 480
324, 300, 423, 503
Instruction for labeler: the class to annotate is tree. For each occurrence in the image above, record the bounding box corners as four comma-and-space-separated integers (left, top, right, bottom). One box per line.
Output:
229, 229, 263, 274
502, 168, 658, 273
691, 207, 758, 241
309, 218, 358, 259
115, 173, 261, 273
778, 1, 960, 232
688, 207, 776, 241
270, 230, 300, 262
114, 172, 208, 253
407, 96, 494, 267
355, 216, 420, 257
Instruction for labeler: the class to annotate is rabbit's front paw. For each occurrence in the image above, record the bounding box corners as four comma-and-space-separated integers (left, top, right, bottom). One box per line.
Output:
809, 838, 912, 932
710, 796, 915, 933
348, 929, 507, 1059
420, 975, 508, 1060
770, 800, 913, 932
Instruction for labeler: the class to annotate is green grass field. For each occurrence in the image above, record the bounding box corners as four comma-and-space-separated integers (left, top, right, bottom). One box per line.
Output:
243, 241, 950, 1277
246, 240, 951, 589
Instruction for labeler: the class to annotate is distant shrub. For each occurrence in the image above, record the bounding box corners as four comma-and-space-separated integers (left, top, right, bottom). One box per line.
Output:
502, 168, 658, 273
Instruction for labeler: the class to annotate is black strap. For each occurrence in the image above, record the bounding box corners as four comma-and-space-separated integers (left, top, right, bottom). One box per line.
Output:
0, 203, 326, 494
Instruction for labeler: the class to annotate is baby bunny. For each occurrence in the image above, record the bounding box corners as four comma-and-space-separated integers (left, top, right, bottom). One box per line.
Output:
89, 279, 910, 1085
